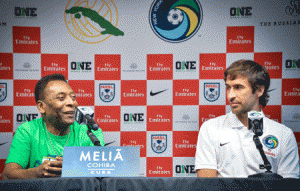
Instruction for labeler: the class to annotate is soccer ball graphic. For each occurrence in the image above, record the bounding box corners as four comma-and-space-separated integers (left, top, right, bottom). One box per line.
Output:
167, 9, 183, 25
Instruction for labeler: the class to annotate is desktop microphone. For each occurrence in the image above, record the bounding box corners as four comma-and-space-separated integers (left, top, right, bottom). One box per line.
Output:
75, 107, 99, 131
248, 111, 263, 136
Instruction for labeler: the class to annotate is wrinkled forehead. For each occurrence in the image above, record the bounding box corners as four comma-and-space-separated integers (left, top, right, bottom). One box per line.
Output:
44, 80, 73, 96
225, 73, 248, 81
225, 75, 251, 85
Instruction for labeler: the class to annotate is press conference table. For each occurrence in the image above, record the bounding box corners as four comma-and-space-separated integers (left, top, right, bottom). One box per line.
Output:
1, 176, 299, 191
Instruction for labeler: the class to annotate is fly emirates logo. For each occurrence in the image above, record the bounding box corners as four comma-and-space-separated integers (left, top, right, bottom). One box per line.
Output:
16, 89, 34, 97
44, 63, 66, 72
149, 63, 171, 72
76, 89, 92, 97
228, 35, 251, 44
15, 36, 38, 45
97, 115, 118, 123
284, 88, 300, 96
0, 63, 11, 71
123, 89, 145, 97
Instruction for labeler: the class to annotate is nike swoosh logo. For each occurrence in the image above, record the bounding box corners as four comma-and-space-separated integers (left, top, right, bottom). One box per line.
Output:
0, 142, 8, 146
220, 142, 229, 146
104, 141, 115, 146
150, 89, 168, 96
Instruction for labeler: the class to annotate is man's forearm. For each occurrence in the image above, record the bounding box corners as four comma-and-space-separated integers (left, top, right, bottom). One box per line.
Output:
196, 169, 218, 177
2, 167, 42, 180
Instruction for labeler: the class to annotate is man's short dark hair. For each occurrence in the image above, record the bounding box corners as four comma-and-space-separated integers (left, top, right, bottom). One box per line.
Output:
34, 73, 67, 103
224, 60, 270, 108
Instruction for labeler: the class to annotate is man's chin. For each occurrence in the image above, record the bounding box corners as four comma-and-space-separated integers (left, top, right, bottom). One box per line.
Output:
62, 118, 75, 126
231, 107, 241, 115
65, 121, 75, 126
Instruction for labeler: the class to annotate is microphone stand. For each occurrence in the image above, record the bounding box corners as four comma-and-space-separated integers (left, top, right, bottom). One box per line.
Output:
87, 124, 101, 146
248, 134, 283, 179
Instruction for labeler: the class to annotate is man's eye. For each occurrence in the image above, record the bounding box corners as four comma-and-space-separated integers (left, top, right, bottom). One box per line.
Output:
58, 97, 65, 101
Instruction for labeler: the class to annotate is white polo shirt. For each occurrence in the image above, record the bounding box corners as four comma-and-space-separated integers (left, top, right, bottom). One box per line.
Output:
195, 111, 300, 178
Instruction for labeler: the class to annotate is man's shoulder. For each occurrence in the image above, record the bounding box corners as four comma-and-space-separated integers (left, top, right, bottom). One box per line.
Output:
264, 117, 293, 134
201, 114, 228, 129
16, 118, 44, 131
205, 114, 227, 123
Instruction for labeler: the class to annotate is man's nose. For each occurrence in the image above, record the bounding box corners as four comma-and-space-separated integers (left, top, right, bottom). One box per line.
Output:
227, 89, 236, 101
66, 95, 77, 107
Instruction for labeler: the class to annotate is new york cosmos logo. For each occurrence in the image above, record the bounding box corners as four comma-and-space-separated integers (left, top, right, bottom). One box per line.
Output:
149, 0, 203, 43
263, 135, 278, 149
64, 0, 124, 44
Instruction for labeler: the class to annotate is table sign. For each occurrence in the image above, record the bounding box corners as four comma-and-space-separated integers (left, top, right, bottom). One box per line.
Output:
61, 146, 140, 177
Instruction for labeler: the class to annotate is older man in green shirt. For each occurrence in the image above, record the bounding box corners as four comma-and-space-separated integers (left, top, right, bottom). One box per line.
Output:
2, 73, 105, 179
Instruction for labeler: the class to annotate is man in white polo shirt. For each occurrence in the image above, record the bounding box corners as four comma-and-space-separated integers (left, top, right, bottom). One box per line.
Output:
195, 60, 299, 178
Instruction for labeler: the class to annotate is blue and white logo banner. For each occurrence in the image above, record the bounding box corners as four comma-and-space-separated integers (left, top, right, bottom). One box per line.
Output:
99, 83, 115, 102
151, 134, 167, 153
204, 83, 220, 102
0, 83, 7, 102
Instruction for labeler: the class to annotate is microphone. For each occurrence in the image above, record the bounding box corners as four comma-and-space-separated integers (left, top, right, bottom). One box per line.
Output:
75, 107, 99, 131
248, 111, 263, 136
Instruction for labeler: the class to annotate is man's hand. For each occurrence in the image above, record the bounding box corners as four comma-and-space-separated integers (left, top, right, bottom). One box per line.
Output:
2, 157, 64, 179
37, 157, 63, 178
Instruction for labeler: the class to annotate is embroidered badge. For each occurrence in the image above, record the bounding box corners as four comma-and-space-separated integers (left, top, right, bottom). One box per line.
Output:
263, 135, 278, 149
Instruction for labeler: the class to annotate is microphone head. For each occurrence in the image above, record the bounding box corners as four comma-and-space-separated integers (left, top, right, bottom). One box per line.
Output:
75, 107, 94, 125
248, 111, 263, 136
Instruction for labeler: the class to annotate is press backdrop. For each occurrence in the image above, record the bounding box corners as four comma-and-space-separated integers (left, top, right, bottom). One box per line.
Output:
0, 0, 299, 178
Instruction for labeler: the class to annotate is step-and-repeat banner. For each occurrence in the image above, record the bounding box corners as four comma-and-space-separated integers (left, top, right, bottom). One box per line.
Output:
0, 0, 299, 178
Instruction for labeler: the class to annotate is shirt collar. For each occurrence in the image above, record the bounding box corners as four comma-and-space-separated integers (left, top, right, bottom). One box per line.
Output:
225, 111, 265, 129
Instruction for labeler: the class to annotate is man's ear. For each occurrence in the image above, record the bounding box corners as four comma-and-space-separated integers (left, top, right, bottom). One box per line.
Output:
256, 85, 265, 98
37, 100, 46, 114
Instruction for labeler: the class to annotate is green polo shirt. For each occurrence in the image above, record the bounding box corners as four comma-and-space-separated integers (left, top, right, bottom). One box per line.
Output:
5, 118, 105, 168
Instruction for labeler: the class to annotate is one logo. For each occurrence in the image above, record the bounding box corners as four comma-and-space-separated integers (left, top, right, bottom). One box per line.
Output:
150, 89, 168, 96
220, 142, 229, 146
204, 83, 220, 102
151, 134, 167, 153
149, 0, 203, 43
263, 135, 278, 149
175, 61, 196, 72
175, 165, 196, 174
230, 7, 252, 18
123, 113, 144, 124
64, 0, 124, 44
14, 7, 37, 17
71, 62, 92, 72
0, 142, 8, 146
99, 84, 115, 102
16, 113, 39, 123
285, 0, 300, 16
285, 59, 300, 69
0, 83, 7, 102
